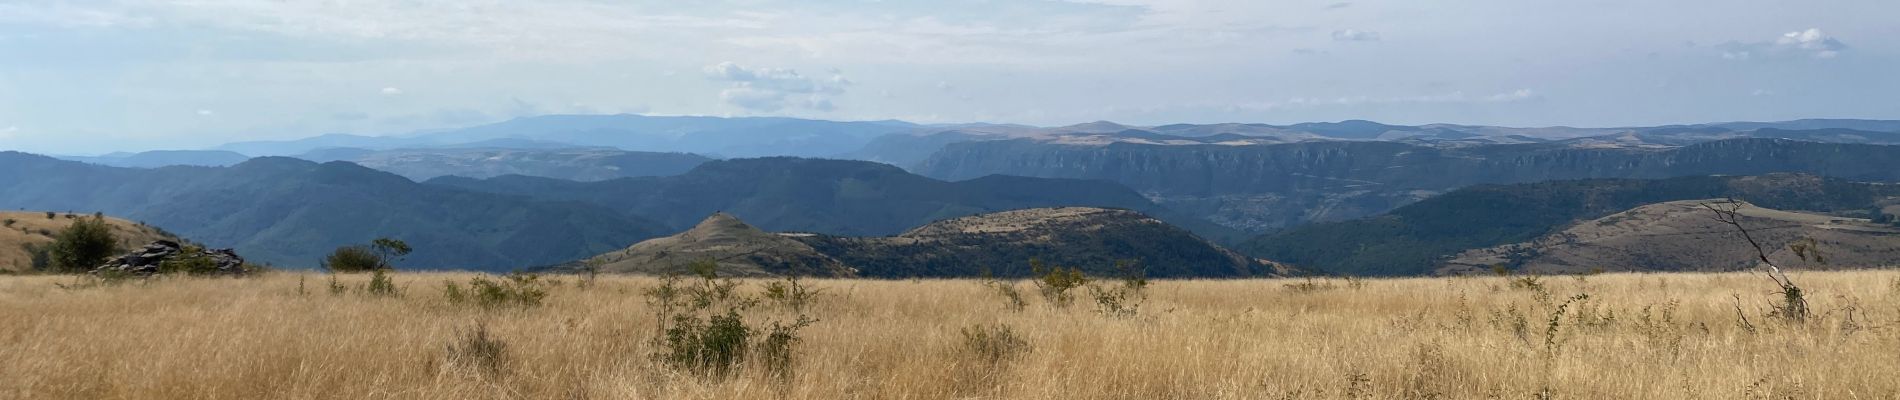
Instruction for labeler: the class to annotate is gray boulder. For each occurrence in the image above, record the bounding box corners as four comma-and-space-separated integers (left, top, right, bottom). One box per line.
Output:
93, 240, 251, 276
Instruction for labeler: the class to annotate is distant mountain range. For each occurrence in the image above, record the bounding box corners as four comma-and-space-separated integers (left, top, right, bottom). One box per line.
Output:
17, 115, 1900, 276
1244, 174, 1900, 276
919, 138, 1900, 232
294, 147, 713, 182
57, 150, 252, 168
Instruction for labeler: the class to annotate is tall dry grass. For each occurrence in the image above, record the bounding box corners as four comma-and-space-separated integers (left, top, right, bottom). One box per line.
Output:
3, 270, 1899, 399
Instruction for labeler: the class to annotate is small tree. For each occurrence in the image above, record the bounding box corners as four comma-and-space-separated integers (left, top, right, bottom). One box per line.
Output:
49, 215, 118, 273
370, 238, 412, 267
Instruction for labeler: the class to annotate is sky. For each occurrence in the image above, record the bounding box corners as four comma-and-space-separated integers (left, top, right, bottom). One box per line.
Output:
0, 0, 1896, 154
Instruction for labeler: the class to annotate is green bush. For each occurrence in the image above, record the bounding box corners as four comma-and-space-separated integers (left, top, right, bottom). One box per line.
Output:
363, 269, 401, 297
445, 273, 549, 308
644, 261, 815, 380
659, 310, 752, 377
49, 215, 118, 273
23, 243, 51, 271
322, 245, 384, 273
157, 245, 220, 275
1030, 259, 1089, 308
761, 274, 822, 313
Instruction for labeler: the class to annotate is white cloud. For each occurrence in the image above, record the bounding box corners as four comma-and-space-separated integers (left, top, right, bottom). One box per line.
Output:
0, 126, 17, 139
1778, 28, 1845, 58
1331, 29, 1380, 42
1720, 28, 1847, 60
196, 109, 215, 116
380, 87, 403, 95
703, 62, 848, 112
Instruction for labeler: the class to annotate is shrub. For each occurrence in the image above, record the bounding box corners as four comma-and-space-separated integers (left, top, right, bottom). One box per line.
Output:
2, 218, 15, 227
757, 315, 815, 379
322, 245, 385, 273
23, 243, 51, 271
658, 309, 752, 377
157, 245, 221, 275
1030, 259, 1088, 308
363, 269, 401, 297
644, 261, 815, 380
49, 215, 118, 273
1090, 260, 1148, 318
446, 273, 549, 308
761, 274, 822, 313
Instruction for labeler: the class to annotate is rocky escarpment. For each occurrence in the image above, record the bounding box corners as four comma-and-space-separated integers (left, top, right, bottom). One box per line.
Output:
917, 138, 1900, 231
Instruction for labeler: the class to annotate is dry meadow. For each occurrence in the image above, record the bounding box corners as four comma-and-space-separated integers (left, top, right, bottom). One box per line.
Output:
3, 270, 1899, 399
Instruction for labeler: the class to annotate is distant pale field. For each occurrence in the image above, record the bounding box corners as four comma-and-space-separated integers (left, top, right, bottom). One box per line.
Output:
4, 271, 1899, 399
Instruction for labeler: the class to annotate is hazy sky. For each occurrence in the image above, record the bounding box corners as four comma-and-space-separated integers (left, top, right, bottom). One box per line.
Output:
1, 0, 1895, 153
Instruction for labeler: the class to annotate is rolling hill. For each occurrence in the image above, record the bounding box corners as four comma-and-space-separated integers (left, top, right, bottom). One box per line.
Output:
1244, 174, 1900, 276
568, 212, 857, 277
428, 157, 1243, 241
1441, 200, 1900, 275
560, 208, 1290, 278
794, 207, 1291, 278
0, 152, 669, 270
0, 211, 179, 272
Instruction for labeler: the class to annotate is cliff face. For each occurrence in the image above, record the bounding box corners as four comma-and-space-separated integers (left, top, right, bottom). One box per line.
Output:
917, 139, 1900, 231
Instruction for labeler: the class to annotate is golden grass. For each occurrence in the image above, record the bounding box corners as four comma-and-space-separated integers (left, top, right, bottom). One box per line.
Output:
0, 211, 173, 272
4, 270, 1900, 399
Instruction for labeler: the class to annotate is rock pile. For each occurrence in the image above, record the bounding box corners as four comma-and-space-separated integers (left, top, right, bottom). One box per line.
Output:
93, 240, 251, 276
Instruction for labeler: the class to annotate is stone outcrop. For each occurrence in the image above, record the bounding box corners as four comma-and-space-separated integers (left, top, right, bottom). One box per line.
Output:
93, 240, 251, 276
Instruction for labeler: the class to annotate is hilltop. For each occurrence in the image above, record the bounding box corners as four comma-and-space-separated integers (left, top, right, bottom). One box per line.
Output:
0, 211, 177, 272
567, 207, 1287, 278
793, 207, 1290, 278
1442, 200, 1900, 275
1247, 174, 1900, 276
572, 213, 854, 277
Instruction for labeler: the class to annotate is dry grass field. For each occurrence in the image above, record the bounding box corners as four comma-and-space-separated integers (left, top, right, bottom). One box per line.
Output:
4, 270, 1899, 399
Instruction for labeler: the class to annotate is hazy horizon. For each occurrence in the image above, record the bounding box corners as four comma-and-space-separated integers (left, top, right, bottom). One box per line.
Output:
4, 0, 1897, 154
